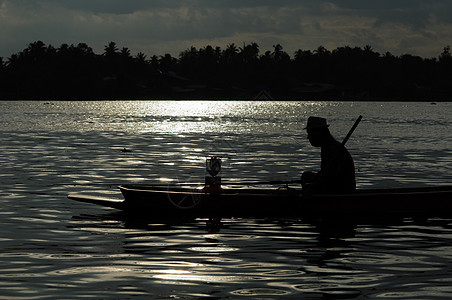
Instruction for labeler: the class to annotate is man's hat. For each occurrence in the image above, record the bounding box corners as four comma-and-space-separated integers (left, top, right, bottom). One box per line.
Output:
304, 116, 330, 130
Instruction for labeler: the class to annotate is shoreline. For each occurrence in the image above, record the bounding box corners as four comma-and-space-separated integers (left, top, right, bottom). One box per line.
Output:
0, 95, 452, 102
1, 98, 450, 102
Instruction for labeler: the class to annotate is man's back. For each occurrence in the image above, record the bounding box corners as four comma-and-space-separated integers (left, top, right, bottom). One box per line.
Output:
319, 139, 356, 193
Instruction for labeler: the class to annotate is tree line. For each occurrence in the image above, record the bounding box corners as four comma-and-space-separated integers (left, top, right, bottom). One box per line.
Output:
0, 40, 451, 100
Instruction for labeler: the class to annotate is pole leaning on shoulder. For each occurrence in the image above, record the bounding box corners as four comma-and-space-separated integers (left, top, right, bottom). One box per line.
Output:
342, 115, 363, 146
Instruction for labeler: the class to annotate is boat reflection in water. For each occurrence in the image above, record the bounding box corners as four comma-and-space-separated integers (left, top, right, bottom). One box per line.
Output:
74, 207, 429, 299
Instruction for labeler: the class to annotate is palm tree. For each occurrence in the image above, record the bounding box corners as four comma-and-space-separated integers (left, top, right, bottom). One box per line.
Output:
363, 45, 379, 59
104, 42, 118, 57
159, 53, 176, 73
272, 44, 290, 62
294, 49, 312, 61
76, 43, 94, 56
223, 43, 238, 63
199, 45, 217, 66
439, 45, 451, 63
120, 47, 131, 59
150, 55, 160, 70
179, 46, 198, 65
25, 41, 46, 55
314, 45, 330, 57
273, 44, 283, 60
7, 54, 19, 67
239, 42, 259, 63
58, 43, 70, 55
135, 52, 147, 63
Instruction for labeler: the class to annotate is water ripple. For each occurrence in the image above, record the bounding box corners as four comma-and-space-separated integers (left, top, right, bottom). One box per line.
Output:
0, 101, 451, 298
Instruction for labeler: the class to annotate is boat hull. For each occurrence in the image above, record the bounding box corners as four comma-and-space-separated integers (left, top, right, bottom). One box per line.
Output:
118, 185, 302, 216
116, 184, 452, 217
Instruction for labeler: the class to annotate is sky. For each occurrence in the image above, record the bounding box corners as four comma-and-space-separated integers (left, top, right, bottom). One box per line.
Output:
1, 0, 451, 59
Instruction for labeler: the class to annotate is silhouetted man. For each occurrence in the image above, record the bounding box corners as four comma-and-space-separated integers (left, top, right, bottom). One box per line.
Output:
301, 117, 356, 194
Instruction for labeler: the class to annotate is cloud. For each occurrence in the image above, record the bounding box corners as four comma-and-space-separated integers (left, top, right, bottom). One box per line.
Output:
0, 0, 451, 59
326, 0, 452, 29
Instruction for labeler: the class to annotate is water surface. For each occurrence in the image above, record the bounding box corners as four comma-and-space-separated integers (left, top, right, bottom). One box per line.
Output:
0, 100, 451, 299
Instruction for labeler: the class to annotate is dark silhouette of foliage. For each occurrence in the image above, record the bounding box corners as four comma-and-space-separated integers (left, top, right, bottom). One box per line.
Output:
0, 40, 451, 100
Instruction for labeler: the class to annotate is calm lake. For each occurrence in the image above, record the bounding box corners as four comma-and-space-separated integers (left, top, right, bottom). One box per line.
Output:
0, 100, 451, 299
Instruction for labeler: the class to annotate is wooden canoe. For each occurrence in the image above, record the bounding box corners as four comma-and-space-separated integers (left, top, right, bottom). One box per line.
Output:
68, 184, 452, 217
